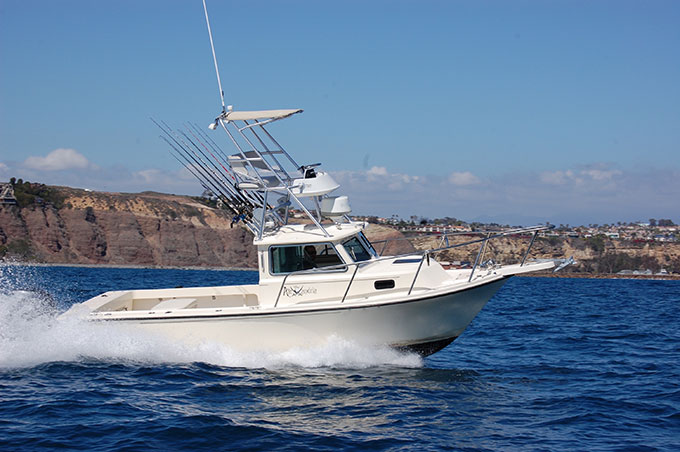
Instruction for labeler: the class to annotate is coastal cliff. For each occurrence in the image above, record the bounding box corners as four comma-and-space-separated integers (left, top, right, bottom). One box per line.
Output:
2, 184, 678, 275
0, 187, 257, 268
0, 185, 413, 269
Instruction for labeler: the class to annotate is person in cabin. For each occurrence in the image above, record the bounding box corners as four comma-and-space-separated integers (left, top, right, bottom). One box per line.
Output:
303, 245, 317, 269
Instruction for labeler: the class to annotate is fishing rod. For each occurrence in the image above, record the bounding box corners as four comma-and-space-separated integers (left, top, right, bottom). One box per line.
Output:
175, 126, 253, 201
188, 122, 232, 167
155, 117, 263, 223
161, 135, 247, 220
180, 127, 270, 217
155, 120, 253, 217
185, 122, 273, 213
168, 137, 264, 230
167, 145, 257, 232
163, 138, 233, 209
165, 148, 215, 200
184, 124, 234, 183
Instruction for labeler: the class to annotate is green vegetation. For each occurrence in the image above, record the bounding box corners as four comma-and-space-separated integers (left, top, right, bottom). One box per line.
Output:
539, 236, 563, 247
1, 239, 33, 259
585, 234, 606, 254
191, 196, 218, 209
84, 206, 96, 223
8, 178, 65, 209
594, 252, 662, 274
183, 205, 201, 218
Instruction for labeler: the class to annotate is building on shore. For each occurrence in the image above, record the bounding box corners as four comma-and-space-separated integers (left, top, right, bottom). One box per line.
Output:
0, 183, 17, 205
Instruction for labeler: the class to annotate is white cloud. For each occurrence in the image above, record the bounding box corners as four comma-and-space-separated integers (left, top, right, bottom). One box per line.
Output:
582, 168, 622, 181
367, 166, 388, 176
134, 169, 163, 184
448, 171, 480, 186
0, 162, 8, 174
331, 163, 680, 225
132, 167, 196, 186
540, 170, 573, 185
539, 166, 622, 187
6, 154, 677, 226
23, 148, 94, 171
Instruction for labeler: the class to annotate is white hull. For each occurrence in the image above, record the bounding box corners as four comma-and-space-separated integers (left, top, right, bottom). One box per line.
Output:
74, 275, 511, 356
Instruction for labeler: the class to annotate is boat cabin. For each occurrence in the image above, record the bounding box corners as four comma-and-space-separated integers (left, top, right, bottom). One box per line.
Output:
256, 223, 375, 275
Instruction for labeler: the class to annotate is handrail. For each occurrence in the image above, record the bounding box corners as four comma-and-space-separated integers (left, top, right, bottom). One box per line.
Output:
341, 265, 360, 303
372, 225, 550, 256
408, 251, 427, 296
521, 230, 539, 266
273, 224, 552, 307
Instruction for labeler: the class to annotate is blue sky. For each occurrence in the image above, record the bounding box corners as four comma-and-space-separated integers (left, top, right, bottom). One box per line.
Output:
1, 0, 678, 225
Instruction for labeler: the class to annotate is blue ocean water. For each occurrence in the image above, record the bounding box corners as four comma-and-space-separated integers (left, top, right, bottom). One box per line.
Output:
0, 265, 678, 451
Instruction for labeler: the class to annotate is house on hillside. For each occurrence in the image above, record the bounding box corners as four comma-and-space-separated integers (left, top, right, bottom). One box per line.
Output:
0, 183, 17, 205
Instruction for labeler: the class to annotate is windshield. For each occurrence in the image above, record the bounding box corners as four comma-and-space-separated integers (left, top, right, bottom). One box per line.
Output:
342, 236, 372, 262
270, 243, 344, 274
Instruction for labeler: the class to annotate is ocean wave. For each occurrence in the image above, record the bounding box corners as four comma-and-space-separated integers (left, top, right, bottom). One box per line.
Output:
0, 289, 421, 370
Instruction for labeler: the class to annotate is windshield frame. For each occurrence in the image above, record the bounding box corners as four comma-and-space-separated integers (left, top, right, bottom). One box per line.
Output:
342, 235, 374, 263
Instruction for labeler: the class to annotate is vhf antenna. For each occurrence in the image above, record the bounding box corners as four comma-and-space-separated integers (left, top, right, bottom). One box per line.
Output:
202, 0, 227, 114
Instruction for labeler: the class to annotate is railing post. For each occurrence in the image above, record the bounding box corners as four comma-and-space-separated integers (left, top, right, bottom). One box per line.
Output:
468, 240, 486, 282
341, 265, 359, 303
274, 272, 291, 307
258, 189, 268, 240
479, 232, 491, 266
408, 252, 427, 296
521, 230, 538, 266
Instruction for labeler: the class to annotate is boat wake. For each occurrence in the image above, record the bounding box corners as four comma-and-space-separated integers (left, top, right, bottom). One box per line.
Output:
0, 289, 422, 370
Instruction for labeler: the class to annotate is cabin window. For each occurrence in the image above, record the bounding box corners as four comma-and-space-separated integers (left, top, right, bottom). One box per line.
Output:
342, 236, 373, 262
270, 243, 344, 274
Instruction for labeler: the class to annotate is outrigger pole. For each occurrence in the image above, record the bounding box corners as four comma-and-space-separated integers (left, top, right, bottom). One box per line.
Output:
202, 0, 227, 114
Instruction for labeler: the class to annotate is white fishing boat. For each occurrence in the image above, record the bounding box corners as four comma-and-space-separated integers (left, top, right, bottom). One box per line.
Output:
60, 2, 565, 356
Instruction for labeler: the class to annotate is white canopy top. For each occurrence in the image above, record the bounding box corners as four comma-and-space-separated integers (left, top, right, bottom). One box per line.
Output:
224, 109, 303, 121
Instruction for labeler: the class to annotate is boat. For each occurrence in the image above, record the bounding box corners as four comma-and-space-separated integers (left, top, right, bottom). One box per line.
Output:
59, 3, 564, 357
60, 105, 558, 356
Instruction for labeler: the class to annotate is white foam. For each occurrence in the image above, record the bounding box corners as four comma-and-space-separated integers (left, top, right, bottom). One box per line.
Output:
0, 290, 422, 370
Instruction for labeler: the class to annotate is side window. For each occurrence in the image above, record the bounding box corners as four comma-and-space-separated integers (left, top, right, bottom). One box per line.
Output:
342, 236, 372, 262
270, 243, 344, 274
270, 245, 303, 274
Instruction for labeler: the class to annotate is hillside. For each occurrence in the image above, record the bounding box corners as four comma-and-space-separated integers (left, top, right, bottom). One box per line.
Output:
0, 186, 256, 268
2, 184, 678, 275
0, 185, 414, 269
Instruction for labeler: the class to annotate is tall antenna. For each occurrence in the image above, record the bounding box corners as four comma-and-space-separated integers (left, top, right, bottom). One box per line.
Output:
202, 0, 226, 114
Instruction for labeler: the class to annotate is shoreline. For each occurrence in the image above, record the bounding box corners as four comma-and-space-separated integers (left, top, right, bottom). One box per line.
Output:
0, 261, 257, 272
518, 272, 680, 281
3, 260, 678, 280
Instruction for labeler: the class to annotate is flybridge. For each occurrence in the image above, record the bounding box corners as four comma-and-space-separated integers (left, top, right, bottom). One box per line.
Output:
154, 107, 351, 240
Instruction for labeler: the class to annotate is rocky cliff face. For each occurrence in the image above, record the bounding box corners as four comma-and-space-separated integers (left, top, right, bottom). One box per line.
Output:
3, 186, 677, 274
0, 186, 413, 270
0, 187, 257, 268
